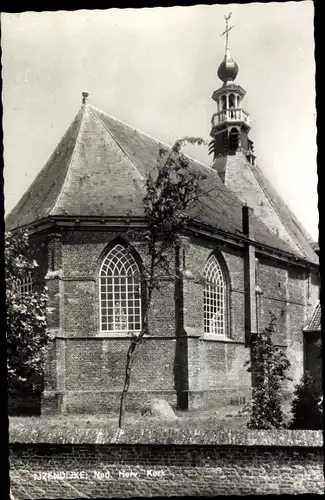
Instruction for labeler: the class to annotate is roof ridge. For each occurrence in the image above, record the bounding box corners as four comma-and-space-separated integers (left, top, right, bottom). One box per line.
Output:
5, 107, 85, 226
89, 106, 147, 178
49, 106, 86, 216
90, 104, 174, 150
90, 104, 215, 173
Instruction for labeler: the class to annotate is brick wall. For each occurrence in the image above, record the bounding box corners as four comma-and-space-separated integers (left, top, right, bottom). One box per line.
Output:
183, 238, 251, 405
64, 280, 96, 335
310, 272, 320, 307
256, 256, 310, 390
187, 338, 251, 406
64, 337, 177, 392
10, 436, 324, 497
42, 336, 180, 414
34, 228, 317, 414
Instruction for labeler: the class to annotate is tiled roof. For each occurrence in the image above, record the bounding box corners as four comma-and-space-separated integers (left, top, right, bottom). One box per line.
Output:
249, 163, 318, 264
4, 103, 313, 260
304, 302, 321, 332
5, 108, 84, 228
212, 153, 318, 265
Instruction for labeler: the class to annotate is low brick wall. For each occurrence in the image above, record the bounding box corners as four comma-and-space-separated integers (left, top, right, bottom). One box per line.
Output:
10, 430, 324, 498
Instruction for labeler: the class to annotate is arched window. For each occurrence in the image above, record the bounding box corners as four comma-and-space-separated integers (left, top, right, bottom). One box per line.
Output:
99, 243, 141, 333
203, 255, 227, 336
221, 95, 227, 110
229, 93, 235, 108
229, 127, 239, 152
16, 272, 33, 296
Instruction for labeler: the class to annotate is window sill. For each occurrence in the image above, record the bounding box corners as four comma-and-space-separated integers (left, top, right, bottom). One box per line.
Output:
97, 332, 140, 338
199, 334, 233, 342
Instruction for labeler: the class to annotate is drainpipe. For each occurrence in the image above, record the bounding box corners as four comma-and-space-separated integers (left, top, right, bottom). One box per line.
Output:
242, 206, 257, 346
243, 206, 259, 392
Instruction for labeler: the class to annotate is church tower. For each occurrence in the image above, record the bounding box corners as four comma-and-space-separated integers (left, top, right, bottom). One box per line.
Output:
208, 14, 316, 258
208, 13, 256, 169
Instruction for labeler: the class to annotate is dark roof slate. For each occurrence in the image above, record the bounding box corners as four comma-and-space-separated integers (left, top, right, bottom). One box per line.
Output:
249, 163, 318, 263
5, 108, 84, 229
4, 103, 313, 261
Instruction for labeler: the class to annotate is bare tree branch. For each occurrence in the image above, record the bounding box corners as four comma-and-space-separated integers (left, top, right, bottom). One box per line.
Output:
118, 137, 207, 428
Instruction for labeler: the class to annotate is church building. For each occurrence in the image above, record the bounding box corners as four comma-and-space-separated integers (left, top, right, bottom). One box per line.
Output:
6, 35, 319, 414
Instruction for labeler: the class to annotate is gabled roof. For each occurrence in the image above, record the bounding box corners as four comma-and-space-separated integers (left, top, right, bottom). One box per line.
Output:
5, 108, 85, 228
5, 105, 146, 227
5, 103, 312, 261
212, 152, 318, 264
249, 162, 318, 263
304, 302, 321, 332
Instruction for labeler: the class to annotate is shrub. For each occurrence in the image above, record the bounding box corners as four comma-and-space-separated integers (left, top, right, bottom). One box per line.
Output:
289, 371, 323, 430
245, 313, 292, 429
6, 230, 49, 395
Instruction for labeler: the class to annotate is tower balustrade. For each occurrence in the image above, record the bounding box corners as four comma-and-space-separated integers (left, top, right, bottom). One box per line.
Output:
212, 108, 250, 127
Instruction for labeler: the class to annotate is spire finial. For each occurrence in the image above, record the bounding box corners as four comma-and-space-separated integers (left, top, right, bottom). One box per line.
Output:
220, 12, 234, 53
82, 92, 89, 105
217, 13, 238, 83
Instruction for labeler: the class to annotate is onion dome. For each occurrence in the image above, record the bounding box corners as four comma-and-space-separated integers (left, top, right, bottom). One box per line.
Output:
217, 48, 238, 84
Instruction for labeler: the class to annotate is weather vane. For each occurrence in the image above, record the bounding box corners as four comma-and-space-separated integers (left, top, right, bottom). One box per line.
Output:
220, 12, 234, 52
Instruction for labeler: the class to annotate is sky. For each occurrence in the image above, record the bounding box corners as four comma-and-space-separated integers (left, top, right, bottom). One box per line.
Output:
1, 1, 318, 240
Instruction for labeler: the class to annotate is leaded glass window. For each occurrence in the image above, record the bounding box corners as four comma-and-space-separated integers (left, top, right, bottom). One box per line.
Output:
100, 244, 141, 333
203, 255, 227, 336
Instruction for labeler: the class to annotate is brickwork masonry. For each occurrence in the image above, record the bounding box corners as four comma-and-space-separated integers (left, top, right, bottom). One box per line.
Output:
9, 429, 324, 497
